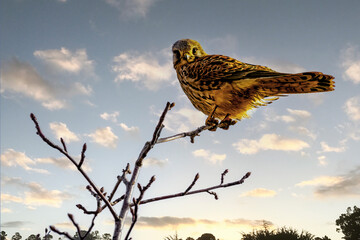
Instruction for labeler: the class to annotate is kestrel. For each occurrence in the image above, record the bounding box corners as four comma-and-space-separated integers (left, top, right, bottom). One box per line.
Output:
172, 39, 335, 130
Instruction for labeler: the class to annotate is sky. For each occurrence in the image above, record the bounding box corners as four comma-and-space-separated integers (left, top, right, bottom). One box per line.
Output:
1, 0, 360, 239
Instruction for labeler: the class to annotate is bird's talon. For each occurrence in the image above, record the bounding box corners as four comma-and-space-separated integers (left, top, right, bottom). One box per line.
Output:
218, 116, 237, 130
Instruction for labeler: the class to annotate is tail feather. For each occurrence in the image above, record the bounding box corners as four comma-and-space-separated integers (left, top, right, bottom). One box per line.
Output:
258, 72, 335, 95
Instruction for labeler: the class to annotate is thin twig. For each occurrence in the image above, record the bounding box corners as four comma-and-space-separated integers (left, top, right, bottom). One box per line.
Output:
137, 171, 251, 205
156, 125, 211, 144
109, 164, 131, 202
184, 173, 200, 194
68, 214, 82, 239
60, 138, 67, 152
221, 169, 229, 184
30, 113, 118, 221
124, 176, 156, 240
206, 191, 218, 200
49, 226, 74, 240
115, 102, 174, 240
79, 143, 87, 168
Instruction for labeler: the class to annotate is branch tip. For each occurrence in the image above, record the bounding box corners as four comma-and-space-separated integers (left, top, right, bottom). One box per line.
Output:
30, 113, 36, 121
60, 138, 67, 152
195, 173, 200, 180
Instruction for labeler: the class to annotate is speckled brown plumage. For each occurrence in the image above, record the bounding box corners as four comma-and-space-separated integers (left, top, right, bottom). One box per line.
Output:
172, 39, 335, 129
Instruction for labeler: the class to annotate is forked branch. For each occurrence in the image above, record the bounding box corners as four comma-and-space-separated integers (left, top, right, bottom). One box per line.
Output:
136, 171, 251, 205
30, 102, 251, 240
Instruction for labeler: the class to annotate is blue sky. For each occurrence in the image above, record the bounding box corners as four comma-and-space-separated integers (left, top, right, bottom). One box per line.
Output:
1, 0, 360, 239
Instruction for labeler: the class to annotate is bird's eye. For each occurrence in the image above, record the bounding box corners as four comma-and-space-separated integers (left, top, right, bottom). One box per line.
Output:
192, 48, 197, 55
173, 50, 180, 60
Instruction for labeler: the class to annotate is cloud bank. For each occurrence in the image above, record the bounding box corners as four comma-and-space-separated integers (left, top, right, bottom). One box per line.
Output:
233, 134, 309, 155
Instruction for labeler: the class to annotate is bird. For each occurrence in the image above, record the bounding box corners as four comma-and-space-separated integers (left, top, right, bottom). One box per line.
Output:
172, 39, 335, 130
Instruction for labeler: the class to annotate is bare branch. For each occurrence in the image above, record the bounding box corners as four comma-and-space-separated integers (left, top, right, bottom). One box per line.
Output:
60, 138, 67, 152
79, 143, 87, 168
221, 169, 229, 184
206, 191, 218, 200
30, 113, 118, 220
115, 102, 174, 240
109, 164, 131, 202
156, 125, 212, 144
124, 176, 156, 240
49, 226, 74, 240
184, 173, 200, 194
86, 185, 97, 198
68, 214, 81, 240
31, 102, 252, 240
137, 171, 251, 205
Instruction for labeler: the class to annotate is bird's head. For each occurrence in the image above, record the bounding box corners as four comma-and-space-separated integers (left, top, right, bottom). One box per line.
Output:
172, 39, 207, 68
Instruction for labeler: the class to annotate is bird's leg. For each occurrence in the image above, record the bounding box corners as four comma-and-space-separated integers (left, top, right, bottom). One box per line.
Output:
205, 106, 219, 131
218, 114, 237, 130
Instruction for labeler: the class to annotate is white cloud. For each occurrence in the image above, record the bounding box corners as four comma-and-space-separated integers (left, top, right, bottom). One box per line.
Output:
1, 149, 49, 174
286, 108, 311, 118
143, 157, 168, 167
290, 126, 317, 140
1, 207, 12, 213
309, 166, 360, 198
71, 82, 93, 95
1, 193, 23, 203
87, 127, 118, 148
112, 49, 173, 91
119, 122, 139, 134
49, 122, 80, 143
100, 111, 120, 123
162, 107, 206, 133
104, 0, 158, 18
296, 176, 344, 187
241, 188, 277, 198
132, 215, 273, 230
53, 222, 74, 229
265, 108, 311, 123
233, 134, 309, 155
289, 125, 317, 140
344, 96, 360, 121
0, 58, 66, 110
225, 218, 274, 228
341, 44, 360, 84
294, 169, 360, 198
192, 149, 226, 164
1, 149, 92, 173
320, 141, 346, 153
0, 58, 93, 110
24, 182, 71, 208
2, 177, 72, 208
35, 156, 92, 172
317, 155, 327, 166
34, 47, 95, 75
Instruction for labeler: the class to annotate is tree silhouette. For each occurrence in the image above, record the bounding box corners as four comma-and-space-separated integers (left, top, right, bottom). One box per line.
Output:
25, 235, 40, 240
336, 206, 360, 240
11, 233, 22, 240
196, 233, 216, 240
101, 234, 111, 240
241, 227, 315, 240
315, 236, 331, 240
1, 231, 7, 240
